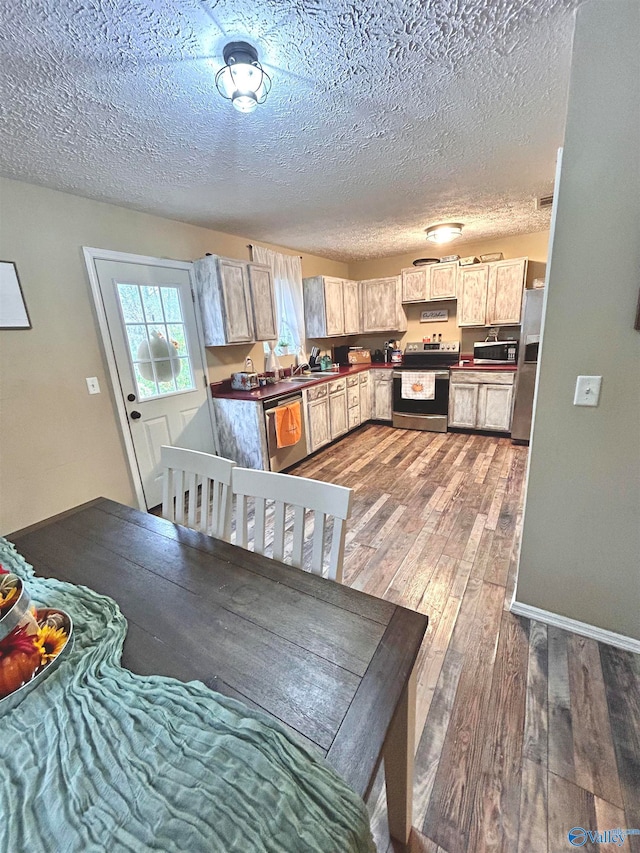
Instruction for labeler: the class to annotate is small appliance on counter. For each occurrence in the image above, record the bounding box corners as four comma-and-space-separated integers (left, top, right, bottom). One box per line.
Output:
231, 371, 260, 390
332, 345, 371, 365
473, 340, 518, 365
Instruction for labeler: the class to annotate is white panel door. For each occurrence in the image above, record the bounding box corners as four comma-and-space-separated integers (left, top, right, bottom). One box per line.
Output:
92, 256, 215, 508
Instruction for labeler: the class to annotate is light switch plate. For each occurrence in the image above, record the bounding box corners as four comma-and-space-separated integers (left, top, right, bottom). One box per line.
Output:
86, 377, 101, 395
573, 375, 602, 406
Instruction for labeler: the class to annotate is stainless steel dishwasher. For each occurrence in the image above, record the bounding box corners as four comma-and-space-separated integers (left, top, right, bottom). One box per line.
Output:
263, 393, 308, 472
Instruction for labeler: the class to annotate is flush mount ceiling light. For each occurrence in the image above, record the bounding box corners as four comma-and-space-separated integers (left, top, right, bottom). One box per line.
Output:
215, 41, 271, 114
425, 223, 464, 244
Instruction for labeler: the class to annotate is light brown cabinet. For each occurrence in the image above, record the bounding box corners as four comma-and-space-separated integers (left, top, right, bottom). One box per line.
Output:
429, 262, 458, 300
401, 261, 458, 303
486, 258, 528, 325
303, 276, 361, 338
359, 372, 371, 421
305, 384, 331, 453
457, 257, 528, 327
194, 255, 277, 345
360, 277, 406, 333
401, 267, 428, 302
456, 264, 490, 327
449, 370, 515, 432
328, 378, 348, 438
370, 369, 393, 421
247, 263, 278, 340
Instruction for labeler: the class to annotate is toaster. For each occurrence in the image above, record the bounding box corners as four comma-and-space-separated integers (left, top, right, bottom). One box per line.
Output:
231, 372, 260, 391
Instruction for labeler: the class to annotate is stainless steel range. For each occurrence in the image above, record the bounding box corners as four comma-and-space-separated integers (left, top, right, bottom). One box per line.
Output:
392, 341, 460, 432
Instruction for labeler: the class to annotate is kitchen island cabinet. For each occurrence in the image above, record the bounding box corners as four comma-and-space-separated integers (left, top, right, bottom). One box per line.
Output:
449, 370, 515, 432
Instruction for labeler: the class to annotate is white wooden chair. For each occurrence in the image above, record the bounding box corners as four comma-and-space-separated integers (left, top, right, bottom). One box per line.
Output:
231, 467, 353, 583
160, 446, 236, 541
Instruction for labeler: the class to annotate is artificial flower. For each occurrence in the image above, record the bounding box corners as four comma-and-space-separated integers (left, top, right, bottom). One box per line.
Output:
35, 624, 68, 665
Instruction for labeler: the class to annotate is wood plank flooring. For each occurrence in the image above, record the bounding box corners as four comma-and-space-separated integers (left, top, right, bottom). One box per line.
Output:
287, 425, 640, 853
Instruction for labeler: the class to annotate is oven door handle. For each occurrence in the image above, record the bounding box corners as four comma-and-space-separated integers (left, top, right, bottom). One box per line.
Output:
393, 371, 450, 379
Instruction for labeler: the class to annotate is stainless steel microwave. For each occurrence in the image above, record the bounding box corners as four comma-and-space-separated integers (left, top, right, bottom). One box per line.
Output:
473, 340, 518, 364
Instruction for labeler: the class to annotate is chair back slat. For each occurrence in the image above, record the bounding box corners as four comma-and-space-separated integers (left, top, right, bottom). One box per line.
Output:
311, 512, 326, 576
160, 446, 235, 541
272, 501, 286, 562
254, 496, 267, 555
236, 494, 248, 548
291, 505, 305, 568
231, 467, 353, 582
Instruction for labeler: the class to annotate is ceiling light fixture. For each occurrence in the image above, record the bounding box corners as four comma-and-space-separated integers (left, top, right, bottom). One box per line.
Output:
425, 223, 464, 244
215, 41, 271, 114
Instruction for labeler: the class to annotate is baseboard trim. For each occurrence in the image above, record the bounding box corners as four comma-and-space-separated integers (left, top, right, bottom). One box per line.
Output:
510, 601, 640, 654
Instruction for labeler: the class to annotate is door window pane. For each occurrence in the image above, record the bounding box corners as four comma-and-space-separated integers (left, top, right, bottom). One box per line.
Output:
115, 282, 196, 400
117, 284, 144, 323
161, 287, 182, 322
141, 286, 164, 324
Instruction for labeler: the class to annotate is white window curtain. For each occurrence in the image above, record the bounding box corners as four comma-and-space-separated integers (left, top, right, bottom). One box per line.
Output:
251, 245, 305, 356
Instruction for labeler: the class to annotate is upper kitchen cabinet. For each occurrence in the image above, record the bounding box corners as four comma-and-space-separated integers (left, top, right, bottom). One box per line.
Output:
247, 262, 278, 340
401, 267, 428, 302
456, 264, 490, 327
303, 276, 359, 338
429, 261, 458, 300
193, 255, 277, 345
401, 261, 458, 303
360, 276, 406, 333
486, 257, 528, 325
342, 279, 361, 334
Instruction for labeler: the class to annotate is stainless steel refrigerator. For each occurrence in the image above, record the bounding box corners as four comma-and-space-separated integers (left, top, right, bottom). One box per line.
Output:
511, 288, 545, 443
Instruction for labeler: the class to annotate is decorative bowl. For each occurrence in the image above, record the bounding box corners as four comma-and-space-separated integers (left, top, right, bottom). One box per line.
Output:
0, 608, 74, 713
0, 575, 31, 641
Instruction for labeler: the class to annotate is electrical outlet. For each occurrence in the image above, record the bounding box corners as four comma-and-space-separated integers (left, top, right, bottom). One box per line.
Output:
573, 375, 602, 407
86, 377, 101, 395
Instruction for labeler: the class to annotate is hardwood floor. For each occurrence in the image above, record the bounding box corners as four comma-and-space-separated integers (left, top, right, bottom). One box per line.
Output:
287, 425, 640, 853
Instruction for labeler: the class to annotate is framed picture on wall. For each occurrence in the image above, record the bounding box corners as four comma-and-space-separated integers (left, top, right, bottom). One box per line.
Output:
0, 261, 31, 329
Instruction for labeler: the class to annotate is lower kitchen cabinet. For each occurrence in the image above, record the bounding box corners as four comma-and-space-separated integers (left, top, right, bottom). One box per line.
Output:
306, 384, 331, 453
449, 371, 515, 432
328, 378, 348, 439
359, 372, 371, 421
347, 375, 360, 430
370, 369, 393, 421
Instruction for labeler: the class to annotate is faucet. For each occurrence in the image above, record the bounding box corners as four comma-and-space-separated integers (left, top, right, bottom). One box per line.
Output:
291, 361, 310, 375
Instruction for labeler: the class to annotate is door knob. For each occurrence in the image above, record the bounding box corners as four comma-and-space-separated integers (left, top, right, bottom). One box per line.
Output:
127, 393, 136, 402
130, 411, 141, 420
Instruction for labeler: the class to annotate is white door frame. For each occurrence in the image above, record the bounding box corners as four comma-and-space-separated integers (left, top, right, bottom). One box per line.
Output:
83, 246, 218, 511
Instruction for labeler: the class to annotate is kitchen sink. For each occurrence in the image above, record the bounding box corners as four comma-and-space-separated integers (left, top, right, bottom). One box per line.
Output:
285, 372, 339, 382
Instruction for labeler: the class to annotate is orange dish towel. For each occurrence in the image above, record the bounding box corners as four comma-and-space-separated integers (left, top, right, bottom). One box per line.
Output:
275, 401, 302, 449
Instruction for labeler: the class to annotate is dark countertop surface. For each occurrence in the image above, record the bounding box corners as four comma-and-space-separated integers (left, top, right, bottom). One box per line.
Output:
211, 363, 394, 402
211, 360, 516, 402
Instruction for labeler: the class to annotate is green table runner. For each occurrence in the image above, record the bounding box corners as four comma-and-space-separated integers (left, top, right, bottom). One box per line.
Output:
0, 539, 375, 853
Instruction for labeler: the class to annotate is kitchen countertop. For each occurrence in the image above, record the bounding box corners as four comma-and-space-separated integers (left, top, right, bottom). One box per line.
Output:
211, 360, 517, 402
210, 363, 394, 402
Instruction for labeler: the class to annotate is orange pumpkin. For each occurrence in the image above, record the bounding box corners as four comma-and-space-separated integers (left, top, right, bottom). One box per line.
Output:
0, 626, 41, 698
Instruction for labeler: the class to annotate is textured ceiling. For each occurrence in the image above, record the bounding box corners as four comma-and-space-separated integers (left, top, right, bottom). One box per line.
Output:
0, 0, 580, 261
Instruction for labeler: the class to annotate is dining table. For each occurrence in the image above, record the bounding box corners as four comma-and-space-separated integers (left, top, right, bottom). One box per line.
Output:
7, 497, 429, 849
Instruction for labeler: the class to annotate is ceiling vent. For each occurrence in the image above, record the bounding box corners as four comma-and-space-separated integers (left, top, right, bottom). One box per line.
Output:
536, 194, 554, 210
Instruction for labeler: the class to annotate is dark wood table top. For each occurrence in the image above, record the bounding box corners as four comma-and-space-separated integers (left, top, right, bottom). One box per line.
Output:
8, 498, 428, 801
